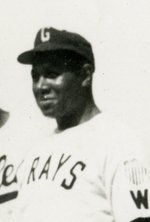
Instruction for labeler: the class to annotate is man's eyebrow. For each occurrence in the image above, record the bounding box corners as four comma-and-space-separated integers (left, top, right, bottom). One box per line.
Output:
31, 68, 37, 73
31, 68, 39, 76
45, 66, 61, 73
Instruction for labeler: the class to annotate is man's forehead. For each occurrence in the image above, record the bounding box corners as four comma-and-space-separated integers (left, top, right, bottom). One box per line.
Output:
33, 52, 65, 63
32, 51, 84, 72
34, 60, 71, 72
32, 62, 64, 72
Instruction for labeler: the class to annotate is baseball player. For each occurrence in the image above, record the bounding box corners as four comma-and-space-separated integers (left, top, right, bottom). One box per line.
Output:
0, 108, 20, 222
11, 27, 150, 222
0, 109, 25, 222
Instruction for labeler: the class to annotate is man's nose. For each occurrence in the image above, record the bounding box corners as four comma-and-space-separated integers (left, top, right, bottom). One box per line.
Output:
33, 76, 51, 95
36, 76, 47, 89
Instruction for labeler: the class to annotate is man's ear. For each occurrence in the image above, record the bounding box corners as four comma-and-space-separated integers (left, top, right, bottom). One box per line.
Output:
81, 63, 93, 87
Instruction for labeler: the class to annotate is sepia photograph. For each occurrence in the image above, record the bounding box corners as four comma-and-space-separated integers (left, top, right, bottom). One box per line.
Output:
0, 0, 150, 222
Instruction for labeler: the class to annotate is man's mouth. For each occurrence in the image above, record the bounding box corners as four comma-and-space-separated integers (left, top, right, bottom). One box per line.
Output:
38, 95, 57, 105
42, 95, 52, 100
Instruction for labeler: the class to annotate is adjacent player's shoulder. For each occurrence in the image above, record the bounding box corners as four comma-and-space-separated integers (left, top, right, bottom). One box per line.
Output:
0, 108, 9, 128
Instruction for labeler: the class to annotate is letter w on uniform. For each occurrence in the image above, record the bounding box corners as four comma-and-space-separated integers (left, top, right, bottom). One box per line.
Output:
130, 189, 149, 209
124, 160, 150, 209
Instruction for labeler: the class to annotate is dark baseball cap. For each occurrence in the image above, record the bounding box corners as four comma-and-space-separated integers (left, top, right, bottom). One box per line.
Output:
17, 27, 95, 70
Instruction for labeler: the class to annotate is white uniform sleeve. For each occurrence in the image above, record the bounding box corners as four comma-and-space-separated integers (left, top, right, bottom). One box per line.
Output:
112, 159, 150, 222
101, 119, 150, 222
104, 125, 150, 222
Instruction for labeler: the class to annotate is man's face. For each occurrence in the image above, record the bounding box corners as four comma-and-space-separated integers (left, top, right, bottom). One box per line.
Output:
31, 59, 85, 119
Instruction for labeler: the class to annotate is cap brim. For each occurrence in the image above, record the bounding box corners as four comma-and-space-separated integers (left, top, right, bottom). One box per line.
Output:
17, 50, 36, 64
17, 43, 94, 66
17, 43, 73, 64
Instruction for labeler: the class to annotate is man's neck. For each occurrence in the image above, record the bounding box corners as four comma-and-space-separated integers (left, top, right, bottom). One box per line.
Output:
56, 101, 100, 133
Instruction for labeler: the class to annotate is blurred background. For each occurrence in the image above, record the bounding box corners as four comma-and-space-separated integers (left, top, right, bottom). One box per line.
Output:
0, 0, 149, 154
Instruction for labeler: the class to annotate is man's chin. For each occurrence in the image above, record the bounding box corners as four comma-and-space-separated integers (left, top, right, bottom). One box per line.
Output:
41, 108, 56, 118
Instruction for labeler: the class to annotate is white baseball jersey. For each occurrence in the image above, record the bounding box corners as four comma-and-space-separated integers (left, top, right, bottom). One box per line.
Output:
0, 117, 22, 222
11, 113, 150, 222
0, 114, 52, 222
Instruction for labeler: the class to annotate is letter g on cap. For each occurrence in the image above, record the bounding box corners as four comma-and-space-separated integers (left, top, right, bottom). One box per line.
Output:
40, 28, 51, 42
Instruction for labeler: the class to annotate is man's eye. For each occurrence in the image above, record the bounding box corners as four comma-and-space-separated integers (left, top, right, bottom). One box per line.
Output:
31, 71, 40, 82
44, 72, 59, 79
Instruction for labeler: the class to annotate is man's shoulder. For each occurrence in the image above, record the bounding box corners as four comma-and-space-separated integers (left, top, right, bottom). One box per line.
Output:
82, 112, 131, 138
88, 113, 147, 160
